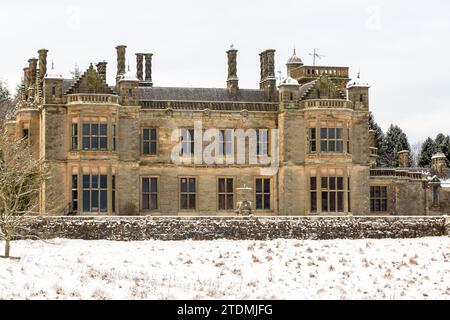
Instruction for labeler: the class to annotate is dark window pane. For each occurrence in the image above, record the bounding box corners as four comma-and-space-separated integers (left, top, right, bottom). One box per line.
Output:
322, 192, 328, 211
82, 137, 90, 150
329, 141, 335, 152
329, 192, 336, 211
180, 178, 187, 193
337, 192, 343, 212
150, 129, 157, 140
321, 141, 327, 152
100, 124, 107, 136
337, 141, 343, 152
381, 187, 387, 197
256, 194, 263, 209
310, 177, 317, 190
92, 175, 98, 189
337, 177, 344, 190
100, 137, 107, 149
381, 199, 387, 211
150, 142, 157, 154
256, 179, 262, 193
142, 194, 149, 210
218, 179, 225, 193
180, 194, 187, 209
320, 128, 327, 139
218, 194, 225, 210
143, 142, 149, 154
370, 199, 375, 211
83, 175, 90, 188
375, 187, 380, 197
310, 141, 316, 152
329, 177, 336, 190
226, 195, 234, 209
83, 190, 90, 211
264, 179, 270, 193
375, 199, 380, 211
112, 176, 116, 189
336, 128, 343, 139
91, 191, 99, 211
189, 178, 196, 192
142, 178, 149, 193
100, 175, 107, 189
226, 179, 233, 193
189, 195, 196, 209
143, 129, 149, 141
328, 128, 335, 139
91, 124, 99, 136
310, 192, 317, 212
264, 195, 271, 209
82, 124, 90, 135
150, 194, 158, 210
321, 177, 328, 189
72, 175, 78, 188
309, 128, 316, 139
370, 187, 374, 197
91, 137, 99, 149
100, 190, 107, 211
112, 191, 115, 212
150, 178, 157, 193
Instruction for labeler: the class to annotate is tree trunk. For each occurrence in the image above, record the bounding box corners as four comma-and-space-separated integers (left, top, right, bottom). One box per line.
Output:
4, 237, 10, 258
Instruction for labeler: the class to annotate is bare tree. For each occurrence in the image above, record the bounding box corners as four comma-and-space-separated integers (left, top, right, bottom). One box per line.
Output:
0, 130, 48, 259
410, 140, 423, 167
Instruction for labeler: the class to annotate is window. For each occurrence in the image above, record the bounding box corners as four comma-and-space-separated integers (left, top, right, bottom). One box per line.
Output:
142, 177, 158, 210
346, 128, 350, 153
71, 175, 78, 213
359, 94, 364, 102
321, 176, 344, 212
112, 175, 116, 213
310, 177, 317, 212
181, 129, 195, 156
180, 177, 196, 210
72, 123, 78, 150
52, 86, 56, 96
112, 124, 117, 151
22, 128, 29, 139
347, 177, 351, 212
370, 186, 387, 212
432, 185, 439, 206
218, 178, 234, 210
256, 178, 271, 210
219, 129, 233, 156
256, 129, 269, 156
320, 128, 343, 153
82, 123, 108, 151
82, 174, 108, 212
128, 89, 133, 97
308, 128, 316, 152
142, 128, 157, 155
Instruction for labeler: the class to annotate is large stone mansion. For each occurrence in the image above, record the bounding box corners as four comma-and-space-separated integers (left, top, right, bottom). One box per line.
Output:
5, 45, 450, 216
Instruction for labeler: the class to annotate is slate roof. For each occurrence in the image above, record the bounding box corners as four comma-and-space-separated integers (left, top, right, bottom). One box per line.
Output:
139, 87, 269, 103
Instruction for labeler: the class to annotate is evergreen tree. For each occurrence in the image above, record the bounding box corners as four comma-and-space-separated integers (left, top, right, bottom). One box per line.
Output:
435, 133, 450, 165
418, 137, 437, 167
368, 112, 385, 166
0, 80, 10, 102
380, 124, 411, 167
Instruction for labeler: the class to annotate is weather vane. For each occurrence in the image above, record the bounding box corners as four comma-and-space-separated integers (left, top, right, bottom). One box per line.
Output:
308, 48, 324, 66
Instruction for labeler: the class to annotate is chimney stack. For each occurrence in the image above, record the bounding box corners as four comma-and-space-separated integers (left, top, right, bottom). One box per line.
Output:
136, 53, 144, 81
144, 53, 153, 86
27, 58, 38, 100
96, 61, 107, 82
398, 150, 410, 168
38, 49, 48, 81
116, 45, 127, 82
226, 46, 239, 95
259, 49, 277, 102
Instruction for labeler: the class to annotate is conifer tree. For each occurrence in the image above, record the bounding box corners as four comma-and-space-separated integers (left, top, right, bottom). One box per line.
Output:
380, 124, 411, 167
418, 137, 437, 167
368, 112, 385, 166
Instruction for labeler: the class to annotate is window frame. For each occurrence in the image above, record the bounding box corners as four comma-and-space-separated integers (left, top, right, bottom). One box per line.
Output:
217, 177, 235, 211
141, 176, 159, 212
180, 128, 195, 156
254, 177, 272, 211
370, 185, 388, 212
256, 129, 270, 157
141, 127, 158, 155
82, 174, 108, 213
179, 176, 198, 211
320, 127, 344, 153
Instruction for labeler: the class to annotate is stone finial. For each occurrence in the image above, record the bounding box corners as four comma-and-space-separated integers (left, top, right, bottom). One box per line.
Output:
136, 53, 144, 81
116, 45, 127, 78
96, 61, 107, 82
398, 150, 410, 168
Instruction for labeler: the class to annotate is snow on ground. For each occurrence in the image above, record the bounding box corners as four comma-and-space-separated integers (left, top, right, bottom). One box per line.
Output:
0, 237, 449, 299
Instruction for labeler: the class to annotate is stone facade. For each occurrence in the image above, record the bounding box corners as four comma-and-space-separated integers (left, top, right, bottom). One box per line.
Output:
6, 46, 450, 216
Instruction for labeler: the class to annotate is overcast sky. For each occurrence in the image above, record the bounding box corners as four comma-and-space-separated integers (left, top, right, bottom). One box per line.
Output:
1, 0, 449, 144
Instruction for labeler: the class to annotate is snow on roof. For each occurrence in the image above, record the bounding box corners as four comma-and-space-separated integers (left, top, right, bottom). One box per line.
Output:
286, 49, 303, 65
346, 72, 370, 88
280, 76, 300, 86
431, 152, 446, 159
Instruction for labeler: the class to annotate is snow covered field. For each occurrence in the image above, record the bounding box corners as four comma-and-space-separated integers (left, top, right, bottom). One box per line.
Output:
0, 237, 449, 299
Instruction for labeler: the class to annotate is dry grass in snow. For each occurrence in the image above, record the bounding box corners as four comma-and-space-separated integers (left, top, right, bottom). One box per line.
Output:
0, 237, 449, 299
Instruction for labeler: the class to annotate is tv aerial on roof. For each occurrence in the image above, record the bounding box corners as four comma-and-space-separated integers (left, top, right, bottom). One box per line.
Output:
308, 48, 325, 66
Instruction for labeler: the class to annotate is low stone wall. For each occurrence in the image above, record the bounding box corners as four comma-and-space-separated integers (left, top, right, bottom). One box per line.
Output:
26, 216, 449, 241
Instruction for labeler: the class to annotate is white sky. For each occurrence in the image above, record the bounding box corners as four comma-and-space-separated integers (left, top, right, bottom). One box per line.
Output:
1, 0, 449, 144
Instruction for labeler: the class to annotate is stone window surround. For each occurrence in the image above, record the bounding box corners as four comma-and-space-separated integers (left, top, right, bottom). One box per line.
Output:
370, 185, 388, 212
254, 176, 273, 211
141, 127, 158, 155
179, 176, 198, 211
70, 116, 117, 152
307, 120, 351, 155
217, 176, 236, 211
140, 176, 159, 212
